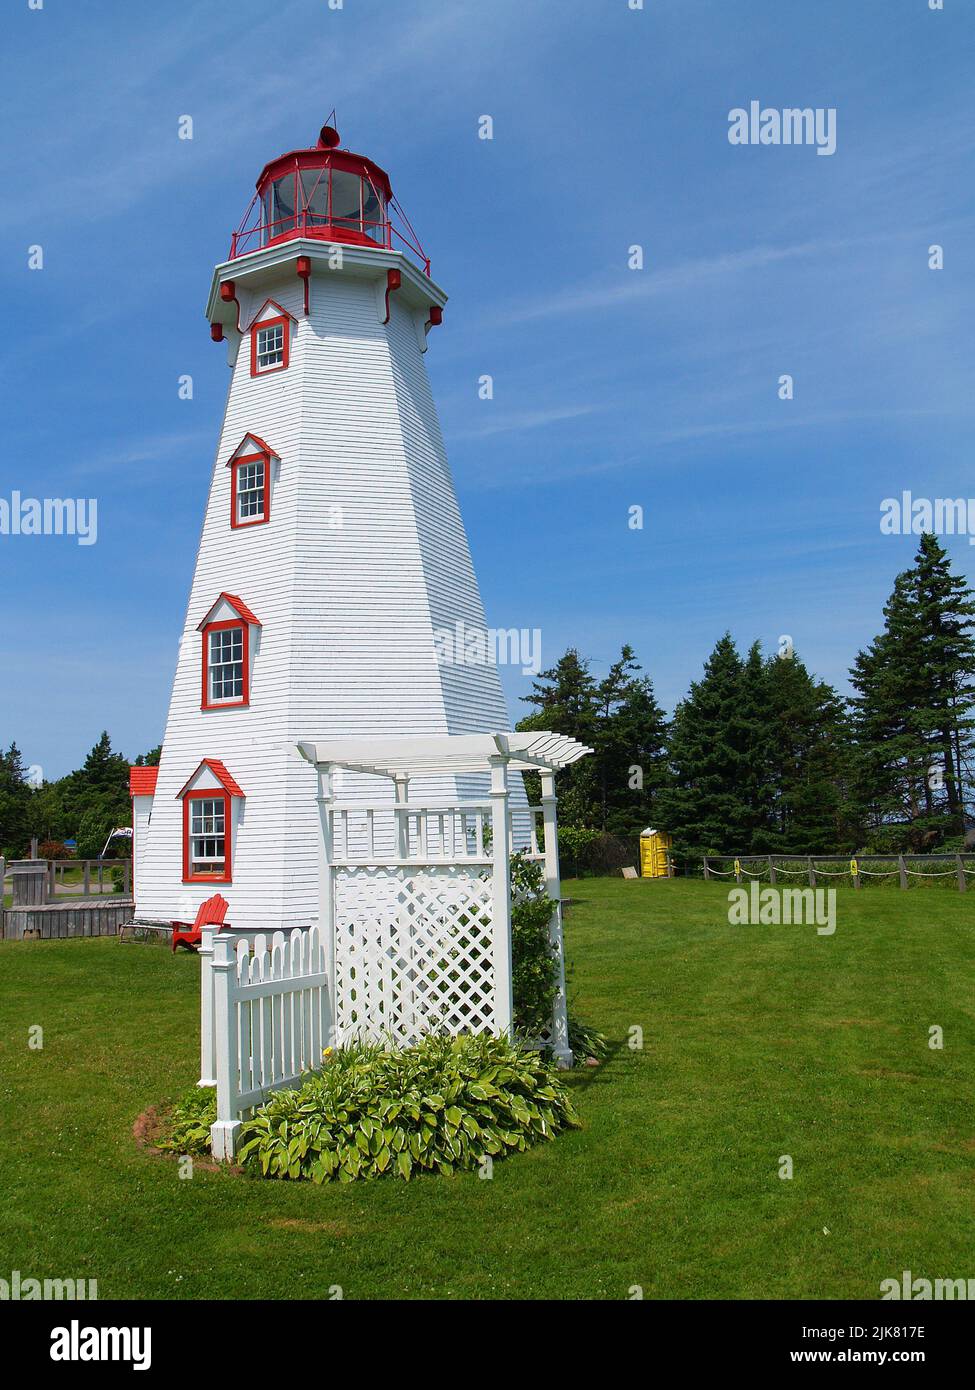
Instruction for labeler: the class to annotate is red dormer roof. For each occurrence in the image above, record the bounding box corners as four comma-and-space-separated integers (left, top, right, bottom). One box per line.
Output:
177, 759, 246, 800
246, 298, 297, 332
129, 766, 159, 797
226, 432, 276, 463
197, 593, 262, 630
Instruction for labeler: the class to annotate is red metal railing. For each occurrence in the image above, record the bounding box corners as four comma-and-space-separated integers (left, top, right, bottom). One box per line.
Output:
228, 195, 431, 276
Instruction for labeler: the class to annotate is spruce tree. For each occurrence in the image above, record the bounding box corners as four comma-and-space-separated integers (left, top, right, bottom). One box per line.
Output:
0, 743, 32, 856
914, 532, 975, 826
594, 649, 669, 836
62, 732, 132, 843
518, 649, 599, 826
850, 535, 975, 842
763, 650, 855, 851
657, 634, 754, 852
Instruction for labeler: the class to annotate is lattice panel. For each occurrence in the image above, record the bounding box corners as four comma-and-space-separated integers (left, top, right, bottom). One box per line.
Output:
332, 865, 496, 1045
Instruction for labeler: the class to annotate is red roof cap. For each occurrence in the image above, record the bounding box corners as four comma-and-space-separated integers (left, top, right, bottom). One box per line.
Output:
129, 766, 159, 797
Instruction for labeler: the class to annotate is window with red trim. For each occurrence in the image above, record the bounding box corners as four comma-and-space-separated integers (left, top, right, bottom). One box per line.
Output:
202, 620, 249, 709
250, 314, 289, 376
182, 790, 232, 882
231, 450, 271, 528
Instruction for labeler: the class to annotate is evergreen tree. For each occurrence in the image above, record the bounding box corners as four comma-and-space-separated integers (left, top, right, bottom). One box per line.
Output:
518, 649, 599, 826
657, 634, 755, 852
518, 646, 668, 835
850, 535, 975, 842
605, 672, 670, 837
592, 647, 669, 835
914, 532, 975, 825
61, 732, 132, 841
738, 642, 777, 851
0, 743, 32, 856
763, 650, 855, 852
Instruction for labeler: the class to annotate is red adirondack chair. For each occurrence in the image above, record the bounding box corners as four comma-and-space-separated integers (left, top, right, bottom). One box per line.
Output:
171, 893, 230, 952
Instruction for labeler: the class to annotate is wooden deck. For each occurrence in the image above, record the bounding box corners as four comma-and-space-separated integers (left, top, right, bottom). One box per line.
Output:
1, 899, 135, 941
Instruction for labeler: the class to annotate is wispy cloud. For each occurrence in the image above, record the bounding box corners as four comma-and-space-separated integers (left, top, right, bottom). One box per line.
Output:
449, 403, 602, 441
483, 231, 924, 329
62, 431, 214, 483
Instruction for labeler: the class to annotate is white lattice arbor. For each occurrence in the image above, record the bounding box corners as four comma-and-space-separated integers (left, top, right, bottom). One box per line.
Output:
297, 732, 590, 1064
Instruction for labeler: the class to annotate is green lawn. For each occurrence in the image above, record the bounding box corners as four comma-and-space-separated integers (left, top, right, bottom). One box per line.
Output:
1, 879, 972, 1300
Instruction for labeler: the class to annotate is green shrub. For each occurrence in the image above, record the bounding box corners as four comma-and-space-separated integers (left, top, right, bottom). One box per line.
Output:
510, 853, 559, 1037
38, 840, 73, 861
558, 827, 631, 877
158, 1086, 216, 1156
568, 1015, 610, 1063
238, 1033, 579, 1182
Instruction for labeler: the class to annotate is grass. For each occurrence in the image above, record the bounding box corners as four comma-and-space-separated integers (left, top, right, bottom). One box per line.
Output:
0, 878, 972, 1300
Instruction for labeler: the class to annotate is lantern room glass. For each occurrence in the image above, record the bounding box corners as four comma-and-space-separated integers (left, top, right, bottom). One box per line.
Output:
259, 165, 387, 248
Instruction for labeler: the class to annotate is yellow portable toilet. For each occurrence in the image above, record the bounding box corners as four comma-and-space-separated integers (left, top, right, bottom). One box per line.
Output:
640, 828, 672, 879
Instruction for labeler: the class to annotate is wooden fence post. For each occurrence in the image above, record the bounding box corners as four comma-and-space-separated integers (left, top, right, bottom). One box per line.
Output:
703, 856, 710, 880
10, 861, 48, 907
734, 858, 742, 884
957, 855, 967, 893
808, 857, 816, 888
210, 933, 241, 1161
768, 855, 776, 886
82, 861, 91, 897
898, 855, 908, 890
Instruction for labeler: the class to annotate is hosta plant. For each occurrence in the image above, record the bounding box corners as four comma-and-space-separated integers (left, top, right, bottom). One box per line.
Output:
157, 1085, 216, 1156
567, 1015, 610, 1063
237, 1033, 580, 1182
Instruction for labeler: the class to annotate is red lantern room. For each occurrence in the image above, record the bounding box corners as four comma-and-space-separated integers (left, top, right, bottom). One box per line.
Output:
229, 122, 430, 274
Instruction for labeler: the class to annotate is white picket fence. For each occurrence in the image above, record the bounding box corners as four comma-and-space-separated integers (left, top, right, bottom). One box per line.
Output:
208, 927, 330, 1160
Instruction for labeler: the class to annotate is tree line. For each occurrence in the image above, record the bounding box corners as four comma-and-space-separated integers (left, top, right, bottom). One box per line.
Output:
517, 534, 975, 857
2, 534, 972, 863
0, 733, 159, 861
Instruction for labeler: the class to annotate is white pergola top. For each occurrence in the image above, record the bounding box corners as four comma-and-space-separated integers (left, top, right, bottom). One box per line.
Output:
297, 731, 591, 777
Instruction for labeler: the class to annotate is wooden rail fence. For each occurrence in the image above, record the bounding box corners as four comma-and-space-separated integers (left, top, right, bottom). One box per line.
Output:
702, 853, 975, 892
1, 857, 133, 939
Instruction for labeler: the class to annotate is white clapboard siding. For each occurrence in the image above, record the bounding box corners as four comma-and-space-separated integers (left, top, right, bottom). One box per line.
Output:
136, 254, 530, 933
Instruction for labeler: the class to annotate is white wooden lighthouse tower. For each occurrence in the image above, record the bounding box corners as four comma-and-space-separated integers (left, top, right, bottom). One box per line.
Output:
131, 122, 534, 935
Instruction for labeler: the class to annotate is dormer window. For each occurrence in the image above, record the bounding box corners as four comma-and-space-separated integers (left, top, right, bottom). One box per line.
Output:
227, 433, 276, 529
199, 593, 262, 710
249, 299, 293, 377
178, 760, 245, 883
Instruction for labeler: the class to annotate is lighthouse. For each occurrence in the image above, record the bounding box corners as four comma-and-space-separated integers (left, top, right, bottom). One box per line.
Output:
131, 121, 533, 933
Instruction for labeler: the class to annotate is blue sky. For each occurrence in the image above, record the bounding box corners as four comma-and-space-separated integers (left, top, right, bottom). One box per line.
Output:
1, 0, 973, 777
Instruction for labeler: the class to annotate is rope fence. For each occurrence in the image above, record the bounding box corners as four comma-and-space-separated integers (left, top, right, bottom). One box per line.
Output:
700, 852, 975, 893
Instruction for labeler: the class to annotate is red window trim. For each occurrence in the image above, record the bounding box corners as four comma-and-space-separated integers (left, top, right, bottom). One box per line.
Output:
182, 788, 233, 884
250, 314, 290, 377
201, 618, 250, 711
230, 450, 271, 529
